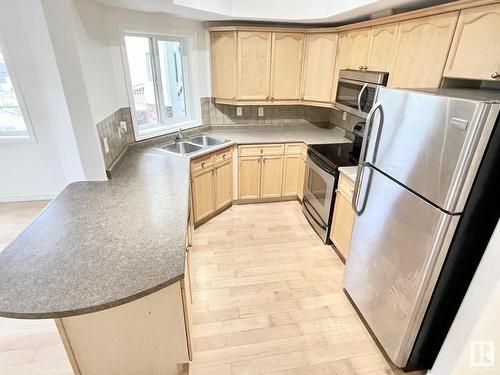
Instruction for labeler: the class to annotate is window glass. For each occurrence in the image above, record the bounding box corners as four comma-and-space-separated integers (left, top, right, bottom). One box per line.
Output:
124, 36, 159, 130
0, 46, 30, 139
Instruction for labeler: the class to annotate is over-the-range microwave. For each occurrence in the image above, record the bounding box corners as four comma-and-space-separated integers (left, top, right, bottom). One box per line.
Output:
334, 69, 389, 118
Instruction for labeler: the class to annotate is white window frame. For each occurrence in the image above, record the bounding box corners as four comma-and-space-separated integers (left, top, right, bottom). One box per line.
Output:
121, 32, 201, 141
0, 34, 36, 144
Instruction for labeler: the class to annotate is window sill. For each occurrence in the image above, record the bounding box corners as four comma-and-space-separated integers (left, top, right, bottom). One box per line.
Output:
135, 120, 203, 141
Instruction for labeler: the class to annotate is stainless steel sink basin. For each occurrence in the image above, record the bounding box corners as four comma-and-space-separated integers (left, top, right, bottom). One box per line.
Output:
188, 135, 228, 147
160, 141, 203, 155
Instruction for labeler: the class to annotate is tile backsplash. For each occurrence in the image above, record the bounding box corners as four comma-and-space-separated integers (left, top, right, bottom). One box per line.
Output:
201, 97, 332, 128
96, 108, 134, 169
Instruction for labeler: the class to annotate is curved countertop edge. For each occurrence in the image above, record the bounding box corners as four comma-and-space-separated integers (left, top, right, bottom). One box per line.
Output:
0, 125, 351, 320
0, 273, 185, 320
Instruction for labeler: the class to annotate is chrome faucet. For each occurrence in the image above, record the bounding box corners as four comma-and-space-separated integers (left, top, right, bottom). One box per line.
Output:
175, 128, 184, 142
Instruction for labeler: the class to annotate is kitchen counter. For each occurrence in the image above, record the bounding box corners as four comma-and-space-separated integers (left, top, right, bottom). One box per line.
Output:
339, 166, 358, 182
0, 124, 350, 319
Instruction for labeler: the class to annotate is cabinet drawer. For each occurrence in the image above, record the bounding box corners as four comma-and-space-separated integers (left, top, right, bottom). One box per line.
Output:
338, 174, 355, 200
191, 154, 214, 174
239, 144, 284, 157
214, 147, 233, 165
285, 143, 302, 155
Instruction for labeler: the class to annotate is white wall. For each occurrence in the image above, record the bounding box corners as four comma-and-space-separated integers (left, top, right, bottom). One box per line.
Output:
0, 0, 81, 201
431, 219, 500, 375
103, 6, 211, 109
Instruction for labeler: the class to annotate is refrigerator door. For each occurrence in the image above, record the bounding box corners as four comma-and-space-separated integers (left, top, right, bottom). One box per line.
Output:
364, 88, 492, 213
344, 166, 459, 367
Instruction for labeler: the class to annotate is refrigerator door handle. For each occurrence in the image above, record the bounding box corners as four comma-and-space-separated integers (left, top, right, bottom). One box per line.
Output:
369, 103, 385, 164
351, 162, 372, 215
359, 101, 381, 164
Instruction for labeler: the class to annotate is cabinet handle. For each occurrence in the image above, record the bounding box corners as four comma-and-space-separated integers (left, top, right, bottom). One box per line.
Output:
260, 149, 263, 154
201, 162, 205, 167
223, 154, 226, 159
492, 72, 499, 79
359, 66, 363, 70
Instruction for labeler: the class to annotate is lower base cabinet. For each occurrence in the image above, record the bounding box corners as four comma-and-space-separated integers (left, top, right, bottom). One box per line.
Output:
191, 147, 233, 224
261, 155, 284, 198
282, 155, 301, 197
330, 174, 356, 259
238, 156, 261, 199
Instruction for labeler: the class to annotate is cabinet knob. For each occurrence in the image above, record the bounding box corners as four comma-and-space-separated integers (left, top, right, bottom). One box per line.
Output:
491, 72, 499, 79
223, 154, 226, 159
359, 66, 363, 70
201, 162, 205, 167
260, 149, 263, 154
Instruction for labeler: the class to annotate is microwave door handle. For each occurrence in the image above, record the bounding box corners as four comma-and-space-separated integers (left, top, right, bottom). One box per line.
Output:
357, 83, 368, 111
351, 163, 372, 215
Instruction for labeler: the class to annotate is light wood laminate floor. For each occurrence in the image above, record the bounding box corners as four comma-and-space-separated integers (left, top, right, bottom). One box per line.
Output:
0, 200, 424, 374
189, 201, 424, 375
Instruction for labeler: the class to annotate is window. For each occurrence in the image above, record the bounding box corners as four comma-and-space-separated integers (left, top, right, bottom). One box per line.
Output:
124, 34, 199, 140
0, 44, 33, 142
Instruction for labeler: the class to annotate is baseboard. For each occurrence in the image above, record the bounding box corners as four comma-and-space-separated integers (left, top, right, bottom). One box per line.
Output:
0, 193, 56, 203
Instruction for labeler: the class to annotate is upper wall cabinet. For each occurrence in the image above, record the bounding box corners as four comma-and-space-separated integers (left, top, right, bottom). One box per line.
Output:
389, 12, 459, 88
302, 33, 338, 104
211, 31, 237, 100
331, 32, 350, 101
237, 31, 272, 100
366, 24, 398, 72
270, 32, 305, 101
345, 28, 371, 70
444, 3, 500, 81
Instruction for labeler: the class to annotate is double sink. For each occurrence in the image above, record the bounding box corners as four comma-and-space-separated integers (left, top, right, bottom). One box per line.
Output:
160, 135, 229, 155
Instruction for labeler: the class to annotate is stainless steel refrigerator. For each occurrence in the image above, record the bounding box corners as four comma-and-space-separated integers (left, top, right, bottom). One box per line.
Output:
343, 87, 500, 370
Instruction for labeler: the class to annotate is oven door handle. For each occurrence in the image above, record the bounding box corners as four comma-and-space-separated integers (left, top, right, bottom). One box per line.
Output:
303, 198, 328, 230
357, 83, 368, 112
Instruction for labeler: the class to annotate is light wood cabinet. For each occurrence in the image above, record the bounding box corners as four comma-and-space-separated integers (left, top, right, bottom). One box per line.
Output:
330, 174, 356, 260
331, 32, 350, 102
261, 156, 284, 198
238, 156, 261, 199
366, 24, 398, 72
191, 147, 233, 224
302, 33, 338, 103
214, 160, 233, 210
237, 31, 272, 100
346, 28, 371, 70
270, 33, 305, 101
282, 155, 301, 197
191, 169, 215, 223
444, 3, 500, 81
211, 31, 237, 100
389, 12, 459, 88
297, 154, 306, 200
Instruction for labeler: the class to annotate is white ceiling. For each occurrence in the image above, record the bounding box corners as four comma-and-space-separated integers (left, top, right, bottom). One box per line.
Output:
95, 0, 445, 24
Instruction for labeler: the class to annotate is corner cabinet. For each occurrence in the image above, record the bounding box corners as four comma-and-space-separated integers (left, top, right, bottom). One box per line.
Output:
270, 32, 305, 102
237, 31, 272, 100
191, 147, 233, 224
211, 31, 237, 100
302, 33, 338, 104
444, 3, 500, 81
388, 12, 459, 88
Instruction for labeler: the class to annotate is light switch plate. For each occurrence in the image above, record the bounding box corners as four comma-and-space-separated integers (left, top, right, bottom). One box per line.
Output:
117, 125, 122, 139
258, 107, 264, 117
342, 111, 347, 121
236, 107, 242, 116
103, 137, 110, 154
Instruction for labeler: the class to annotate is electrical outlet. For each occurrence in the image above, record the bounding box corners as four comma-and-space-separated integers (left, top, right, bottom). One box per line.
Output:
117, 125, 122, 139
342, 111, 347, 121
236, 107, 242, 116
103, 137, 110, 154
258, 107, 264, 117
119, 121, 127, 133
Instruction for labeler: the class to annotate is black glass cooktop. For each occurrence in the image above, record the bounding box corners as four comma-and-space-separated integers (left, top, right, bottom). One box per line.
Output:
309, 143, 358, 169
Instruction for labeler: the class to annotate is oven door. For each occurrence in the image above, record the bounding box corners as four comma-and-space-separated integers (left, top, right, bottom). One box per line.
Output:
335, 78, 379, 118
303, 152, 336, 224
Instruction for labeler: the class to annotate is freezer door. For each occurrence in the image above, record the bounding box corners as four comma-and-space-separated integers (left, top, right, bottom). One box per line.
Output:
344, 166, 459, 367
365, 88, 492, 213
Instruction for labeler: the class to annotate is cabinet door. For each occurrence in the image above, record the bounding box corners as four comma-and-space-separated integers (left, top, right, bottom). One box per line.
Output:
330, 191, 355, 259
346, 28, 371, 70
282, 155, 301, 197
297, 154, 306, 200
260, 155, 284, 198
191, 169, 215, 223
211, 31, 237, 100
214, 160, 233, 210
302, 33, 338, 103
238, 31, 272, 100
389, 12, 458, 88
366, 24, 398, 71
331, 32, 350, 102
238, 157, 261, 199
444, 3, 500, 81
270, 32, 304, 101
